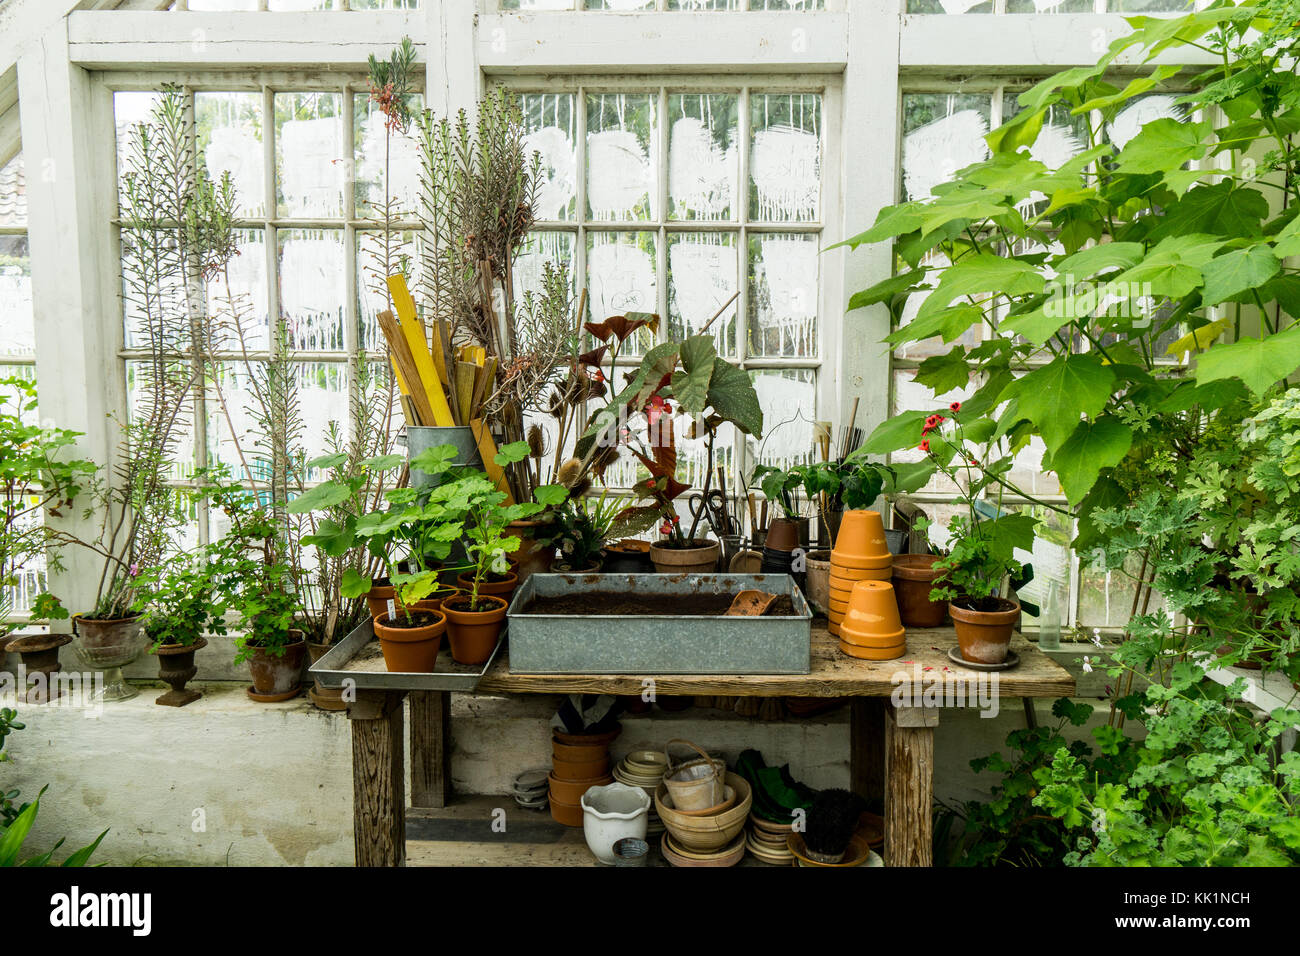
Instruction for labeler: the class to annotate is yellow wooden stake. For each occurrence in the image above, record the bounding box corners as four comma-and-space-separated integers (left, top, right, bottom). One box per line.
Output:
470, 418, 513, 503
386, 273, 454, 427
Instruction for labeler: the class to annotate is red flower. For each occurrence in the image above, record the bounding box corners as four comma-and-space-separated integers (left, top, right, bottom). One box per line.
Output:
671, 514, 680, 524
919, 439, 931, 453
646, 478, 656, 489
659, 521, 673, 536
593, 369, 605, 383
949, 401, 962, 413
647, 394, 672, 428
924, 415, 938, 428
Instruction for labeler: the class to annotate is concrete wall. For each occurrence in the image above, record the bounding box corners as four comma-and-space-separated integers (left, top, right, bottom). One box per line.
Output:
2, 652, 1115, 866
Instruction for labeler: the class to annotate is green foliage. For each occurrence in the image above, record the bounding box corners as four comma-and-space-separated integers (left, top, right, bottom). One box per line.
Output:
0, 377, 94, 636
0, 787, 106, 868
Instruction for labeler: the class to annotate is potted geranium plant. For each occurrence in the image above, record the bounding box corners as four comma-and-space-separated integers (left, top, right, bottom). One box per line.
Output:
916, 407, 1036, 664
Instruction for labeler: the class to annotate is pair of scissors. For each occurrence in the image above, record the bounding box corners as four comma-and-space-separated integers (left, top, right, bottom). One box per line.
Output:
688, 490, 730, 537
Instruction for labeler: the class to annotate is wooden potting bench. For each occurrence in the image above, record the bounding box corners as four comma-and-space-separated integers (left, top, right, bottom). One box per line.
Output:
345, 622, 1074, 867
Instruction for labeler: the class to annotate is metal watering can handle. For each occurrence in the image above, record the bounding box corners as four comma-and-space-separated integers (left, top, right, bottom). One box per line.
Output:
664, 738, 719, 781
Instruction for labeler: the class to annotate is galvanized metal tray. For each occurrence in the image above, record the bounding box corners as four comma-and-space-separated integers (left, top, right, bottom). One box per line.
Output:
506, 573, 812, 675
308, 617, 503, 691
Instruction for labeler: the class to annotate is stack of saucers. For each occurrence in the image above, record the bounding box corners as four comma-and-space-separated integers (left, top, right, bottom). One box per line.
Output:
513, 769, 549, 809
746, 812, 795, 865
613, 749, 669, 837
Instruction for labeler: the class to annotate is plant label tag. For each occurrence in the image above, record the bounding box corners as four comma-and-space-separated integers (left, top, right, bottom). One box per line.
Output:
387, 599, 396, 618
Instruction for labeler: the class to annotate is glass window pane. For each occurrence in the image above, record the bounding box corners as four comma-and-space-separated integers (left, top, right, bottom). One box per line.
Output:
905, 0, 992, 12
901, 93, 991, 202
501, 0, 574, 8
670, 0, 739, 8
586, 93, 656, 222
747, 233, 817, 358
295, 361, 351, 479
584, 0, 654, 8
207, 228, 270, 352
586, 232, 657, 354
893, 250, 984, 361
519, 93, 578, 222
187, 0, 258, 9
121, 228, 187, 351
751, 0, 825, 7
668, 93, 738, 222
207, 360, 264, 483
747, 368, 815, 471
749, 93, 821, 223
357, 228, 423, 353
354, 91, 423, 221
278, 228, 346, 351
667, 233, 737, 356
349, 0, 422, 7
197, 92, 266, 219
1006, 0, 1092, 10
0, 236, 33, 359
513, 231, 576, 314
1002, 92, 1090, 170
267, 0, 338, 9
275, 92, 344, 219
115, 91, 162, 213
126, 359, 196, 482
0, 153, 26, 227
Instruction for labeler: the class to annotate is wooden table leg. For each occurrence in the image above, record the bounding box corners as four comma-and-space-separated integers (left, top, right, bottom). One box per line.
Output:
850, 698, 886, 807
348, 689, 407, 867
410, 689, 451, 809
884, 704, 937, 867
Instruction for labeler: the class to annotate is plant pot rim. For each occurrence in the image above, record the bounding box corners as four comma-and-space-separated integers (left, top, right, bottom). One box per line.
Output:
155, 636, 208, 655
245, 631, 307, 651
443, 594, 508, 618
7, 632, 73, 654
375, 609, 446, 641
650, 538, 718, 552
73, 612, 143, 625
456, 569, 518, 586
949, 596, 1020, 624
892, 554, 944, 578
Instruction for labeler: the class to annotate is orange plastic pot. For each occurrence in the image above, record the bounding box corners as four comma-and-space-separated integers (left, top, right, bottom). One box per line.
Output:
892, 555, 948, 628
950, 597, 1020, 664
830, 510, 893, 570
374, 609, 445, 673
838, 580, 905, 660
442, 594, 507, 664
456, 570, 518, 604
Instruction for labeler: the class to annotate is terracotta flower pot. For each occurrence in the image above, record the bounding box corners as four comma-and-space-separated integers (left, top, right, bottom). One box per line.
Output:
306, 640, 347, 712
246, 631, 307, 702
375, 608, 446, 673
602, 540, 654, 574
892, 554, 948, 628
155, 636, 207, 707
838, 580, 905, 660
365, 579, 398, 620
805, 550, 831, 614
950, 597, 1020, 664
548, 771, 614, 805
442, 594, 507, 665
830, 510, 893, 571
553, 725, 621, 747
649, 539, 720, 574
508, 518, 556, 586
552, 753, 611, 780
764, 518, 801, 553
830, 565, 892, 585
456, 570, 518, 604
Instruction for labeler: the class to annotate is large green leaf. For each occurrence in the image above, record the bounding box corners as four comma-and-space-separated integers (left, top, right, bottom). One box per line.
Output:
914, 349, 972, 397
705, 358, 763, 437
847, 270, 928, 313
1195, 326, 1300, 396
982, 513, 1039, 563
863, 409, 930, 455
1047, 417, 1134, 505
1199, 245, 1281, 306
830, 203, 925, 250
1148, 181, 1270, 241
1000, 354, 1116, 454
1114, 118, 1209, 177
1113, 234, 1225, 300
917, 255, 1045, 319
670, 334, 718, 418
286, 480, 351, 515
1054, 242, 1145, 280
884, 303, 985, 347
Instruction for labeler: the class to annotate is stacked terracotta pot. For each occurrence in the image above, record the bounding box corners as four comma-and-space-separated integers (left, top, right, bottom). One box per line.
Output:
827, 510, 892, 637
838, 580, 906, 661
548, 726, 617, 827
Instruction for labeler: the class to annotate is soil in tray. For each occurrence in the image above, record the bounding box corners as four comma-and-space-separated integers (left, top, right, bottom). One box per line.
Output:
523, 592, 799, 617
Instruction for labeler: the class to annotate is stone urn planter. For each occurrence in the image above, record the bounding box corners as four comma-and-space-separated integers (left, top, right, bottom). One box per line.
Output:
71, 613, 145, 702
649, 538, 720, 575
6, 632, 73, 703
154, 637, 207, 707
245, 630, 308, 702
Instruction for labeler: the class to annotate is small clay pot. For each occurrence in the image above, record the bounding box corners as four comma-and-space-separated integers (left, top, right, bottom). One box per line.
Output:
456, 570, 518, 604
950, 597, 1020, 664
507, 518, 557, 586
554, 556, 604, 573
838, 580, 905, 661
552, 753, 611, 780
602, 540, 654, 574
892, 554, 948, 628
549, 795, 584, 828
155, 636, 207, 707
553, 725, 621, 747
442, 594, 507, 665
764, 518, 801, 553
805, 550, 831, 614
307, 640, 347, 711
548, 771, 613, 805
365, 579, 397, 620
6, 632, 73, 703
830, 566, 891, 589
831, 510, 893, 571
649, 539, 721, 574
374, 608, 446, 673
246, 631, 307, 702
